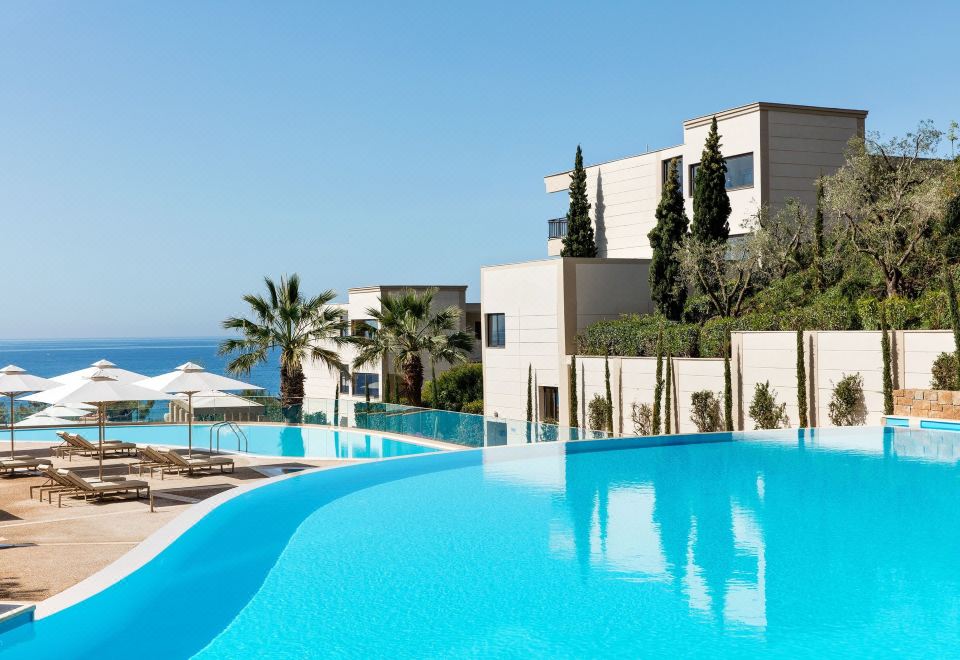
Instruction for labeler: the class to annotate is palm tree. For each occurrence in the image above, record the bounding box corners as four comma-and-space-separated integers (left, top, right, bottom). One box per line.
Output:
349, 288, 473, 407
219, 274, 347, 410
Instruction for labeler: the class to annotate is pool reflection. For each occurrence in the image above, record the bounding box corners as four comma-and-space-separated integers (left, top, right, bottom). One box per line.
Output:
483, 427, 960, 636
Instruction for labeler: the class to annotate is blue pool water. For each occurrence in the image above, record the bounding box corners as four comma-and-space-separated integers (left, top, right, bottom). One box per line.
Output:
4, 426, 960, 657
14, 423, 436, 459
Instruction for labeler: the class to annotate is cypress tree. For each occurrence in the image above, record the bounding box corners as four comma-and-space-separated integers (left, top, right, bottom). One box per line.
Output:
945, 266, 960, 390
648, 158, 689, 320
723, 332, 733, 432
569, 355, 579, 433
526, 364, 533, 423
604, 352, 613, 435
560, 145, 597, 258
333, 382, 339, 427
652, 330, 664, 434
691, 117, 731, 243
938, 193, 960, 265
796, 329, 808, 427
526, 364, 533, 442
881, 308, 894, 414
664, 354, 673, 435
813, 178, 826, 293
534, 371, 539, 441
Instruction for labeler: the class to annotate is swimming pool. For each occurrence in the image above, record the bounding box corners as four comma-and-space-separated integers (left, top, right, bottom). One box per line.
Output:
4, 426, 960, 657
12, 423, 438, 459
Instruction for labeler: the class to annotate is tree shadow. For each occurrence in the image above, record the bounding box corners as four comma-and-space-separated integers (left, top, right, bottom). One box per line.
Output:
594, 171, 607, 256
0, 575, 45, 601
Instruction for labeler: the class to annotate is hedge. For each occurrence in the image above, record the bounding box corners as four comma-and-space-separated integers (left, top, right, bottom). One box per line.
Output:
578, 288, 953, 359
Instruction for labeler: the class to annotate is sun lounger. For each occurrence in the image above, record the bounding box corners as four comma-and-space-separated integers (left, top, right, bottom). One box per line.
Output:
55, 469, 149, 507
30, 464, 127, 501
55, 432, 137, 460
51, 431, 72, 457
129, 446, 172, 476
0, 456, 43, 475
156, 449, 235, 478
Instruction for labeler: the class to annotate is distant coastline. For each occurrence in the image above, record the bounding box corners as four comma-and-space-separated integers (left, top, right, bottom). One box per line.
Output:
0, 337, 279, 394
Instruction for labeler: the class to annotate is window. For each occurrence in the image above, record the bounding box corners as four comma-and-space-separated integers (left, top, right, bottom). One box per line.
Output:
540, 386, 559, 423
353, 373, 380, 398
352, 319, 378, 339
662, 157, 682, 192
474, 320, 482, 341
689, 153, 754, 196
486, 313, 505, 348
339, 314, 349, 337
339, 369, 350, 394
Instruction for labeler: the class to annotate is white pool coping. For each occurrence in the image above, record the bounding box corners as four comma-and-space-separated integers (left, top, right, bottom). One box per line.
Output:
12, 421, 466, 458
33, 463, 325, 619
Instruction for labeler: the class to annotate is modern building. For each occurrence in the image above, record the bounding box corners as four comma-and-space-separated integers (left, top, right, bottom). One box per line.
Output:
484, 101, 868, 429
303, 284, 480, 423
481, 258, 653, 424
544, 102, 867, 258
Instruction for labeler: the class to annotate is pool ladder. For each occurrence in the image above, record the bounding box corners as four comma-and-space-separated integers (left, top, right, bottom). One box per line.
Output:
209, 421, 249, 454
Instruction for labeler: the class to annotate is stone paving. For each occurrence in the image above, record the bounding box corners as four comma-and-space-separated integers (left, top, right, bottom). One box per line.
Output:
0, 441, 349, 602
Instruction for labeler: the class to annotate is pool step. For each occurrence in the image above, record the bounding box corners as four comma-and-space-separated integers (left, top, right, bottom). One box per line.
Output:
0, 603, 35, 634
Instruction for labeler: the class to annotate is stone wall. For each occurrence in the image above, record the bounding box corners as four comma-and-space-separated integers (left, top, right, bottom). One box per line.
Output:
893, 389, 960, 419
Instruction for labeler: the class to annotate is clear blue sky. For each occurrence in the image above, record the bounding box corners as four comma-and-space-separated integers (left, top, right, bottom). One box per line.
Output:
2, 1, 957, 338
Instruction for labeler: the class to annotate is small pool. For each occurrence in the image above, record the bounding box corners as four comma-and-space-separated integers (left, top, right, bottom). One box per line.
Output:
5, 426, 960, 657
12, 423, 437, 459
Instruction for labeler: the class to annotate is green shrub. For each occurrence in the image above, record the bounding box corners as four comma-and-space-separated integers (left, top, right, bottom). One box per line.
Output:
931, 352, 958, 390
460, 400, 484, 415
690, 390, 723, 433
579, 284, 870, 359
916, 289, 951, 329
856, 295, 920, 330
828, 373, 866, 426
748, 381, 788, 430
587, 394, 611, 432
422, 363, 482, 411
302, 410, 328, 425
631, 402, 653, 435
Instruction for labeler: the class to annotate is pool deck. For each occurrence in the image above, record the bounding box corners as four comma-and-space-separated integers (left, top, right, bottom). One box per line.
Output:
0, 441, 351, 605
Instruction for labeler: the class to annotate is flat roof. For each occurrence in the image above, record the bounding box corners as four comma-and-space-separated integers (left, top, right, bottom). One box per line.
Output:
545, 101, 869, 179
683, 101, 867, 128
347, 284, 468, 294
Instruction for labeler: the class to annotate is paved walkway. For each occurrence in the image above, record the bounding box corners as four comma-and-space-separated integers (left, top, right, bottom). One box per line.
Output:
0, 441, 349, 602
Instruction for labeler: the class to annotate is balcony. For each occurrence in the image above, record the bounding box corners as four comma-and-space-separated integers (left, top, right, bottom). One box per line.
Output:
547, 217, 567, 240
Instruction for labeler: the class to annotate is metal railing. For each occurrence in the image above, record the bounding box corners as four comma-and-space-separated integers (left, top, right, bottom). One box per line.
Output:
209, 421, 249, 453
547, 217, 567, 239
9, 395, 614, 449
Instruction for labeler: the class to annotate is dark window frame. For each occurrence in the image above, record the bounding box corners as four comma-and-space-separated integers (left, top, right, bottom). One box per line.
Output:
351, 319, 378, 339
486, 313, 505, 348
662, 156, 683, 192
688, 152, 754, 197
353, 372, 380, 398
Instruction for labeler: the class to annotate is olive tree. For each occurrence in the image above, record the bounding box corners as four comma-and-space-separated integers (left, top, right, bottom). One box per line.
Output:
823, 122, 951, 298
680, 233, 759, 318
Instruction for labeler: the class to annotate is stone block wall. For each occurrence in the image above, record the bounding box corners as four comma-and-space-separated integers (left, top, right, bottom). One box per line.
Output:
893, 389, 960, 419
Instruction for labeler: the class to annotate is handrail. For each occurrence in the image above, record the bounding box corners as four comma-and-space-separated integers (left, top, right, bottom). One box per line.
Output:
208, 421, 249, 454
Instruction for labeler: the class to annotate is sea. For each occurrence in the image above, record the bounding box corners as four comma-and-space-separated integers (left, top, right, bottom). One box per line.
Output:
0, 337, 279, 394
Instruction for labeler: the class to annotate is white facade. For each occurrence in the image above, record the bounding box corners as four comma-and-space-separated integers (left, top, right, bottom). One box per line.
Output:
480, 101, 883, 438
303, 284, 478, 422
480, 258, 653, 425
544, 102, 867, 258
